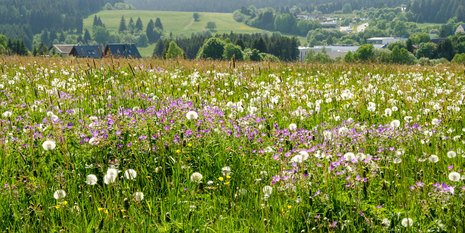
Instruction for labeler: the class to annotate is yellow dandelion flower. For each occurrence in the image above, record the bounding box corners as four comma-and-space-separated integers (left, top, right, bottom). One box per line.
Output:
224, 182, 230, 185
176, 149, 181, 153
226, 175, 231, 179
98, 208, 104, 211
218, 177, 224, 181
287, 205, 292, 209
62, 201, 68, 205
55, 205, 61, 209
121, 209, 126, 212
188, 143, 192, 147
104, 210, 109, 214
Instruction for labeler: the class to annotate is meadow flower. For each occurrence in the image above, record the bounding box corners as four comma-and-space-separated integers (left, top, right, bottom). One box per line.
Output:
85, 174, 98, 185
104, 168, 118, 184
299, 151, 309, 161
264, 146, 274, 153
288, 123, 297, 131
134, 192, 144, 201
385, 108, 392, 117
124, 169, 137, 180
88, 137, 99, 146
382, 218, 390, 227
207, 181, 214, 185
343, 152, 355, 161
338, 127, 348, 135
190, 172, 203, 183
89, 116, 98, 121
390, 120, 400, 128
323, 131, 332, 140
2, 111, 12, 118
432, 118, 439, 125
221, 166, 231, 176
393, 158, 402, 164
263, 186, 273, 195
367, 102, 376, 112
392, 106, 398, 111
290, 154, 303, 163
155, 166, 162, 173
447, 151, 456, 158
186, 111, 199, 120
401, 218, 413, 227
429, 155, 439, 163
449, 172, 461, 182
355, 153, 366, 161
404, 116, 413, 122
42, 140, 56, 151
53, 190, 66, 200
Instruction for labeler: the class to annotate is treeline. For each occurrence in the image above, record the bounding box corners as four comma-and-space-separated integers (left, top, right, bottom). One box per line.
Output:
0, 0, 122, 50
125, 0, 408, 13
153, 32, 299, 61
0, 34, 29, 56
407, 0, 465, 23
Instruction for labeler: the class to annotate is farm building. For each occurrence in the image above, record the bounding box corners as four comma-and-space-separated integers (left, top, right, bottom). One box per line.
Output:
49, 44, 78, 57
456, 24, 465, 35
366, 37, 408, 45
69, 45, 103, 58
104, 43, 141, 58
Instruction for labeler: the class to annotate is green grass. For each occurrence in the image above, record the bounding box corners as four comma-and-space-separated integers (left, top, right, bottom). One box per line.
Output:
83, 10, 306, 57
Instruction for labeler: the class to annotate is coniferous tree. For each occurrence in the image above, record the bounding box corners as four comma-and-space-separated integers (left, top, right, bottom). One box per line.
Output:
252, 37, 267, 53
119, 16, 126, 32
59, 32, 66, 42
83, 29, 92, 44
136, 17, 143, 31
146, 19, 155, 43
235, 39, 245, 50
77, 35, 83, 44
93, 15, 99, 26
76, 13, 84, 34
32, 45, 37, 56
155, 18, 163, 30
153, 39, 165, 58
128, 18, 135, 33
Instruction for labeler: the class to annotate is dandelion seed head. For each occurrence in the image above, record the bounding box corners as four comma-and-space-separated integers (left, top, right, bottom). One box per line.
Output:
124, 169, 137, 180
221, 166, 231, 176
186, 111, 199, 120
53, 190, 66, 200
401, 218, 413, 227
42, 140, 56, 151
263, 186, 273, 195
134, 192, 144, 201
190, 172, 203, 183
288, 123, 297, 131
85, 174, 98, 185
449, 172, 461, 182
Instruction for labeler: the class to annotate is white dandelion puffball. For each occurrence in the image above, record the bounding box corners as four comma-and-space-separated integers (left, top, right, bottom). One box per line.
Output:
401, 218, 413, 227
390, 120, 400, 128
104, 174, 116, 184
190, 172, 203, 183
107, 168, 118, 178
288, 123, 297, 131
338, 127, 348, 135
393, 158, 402, 164
404, 116, 413, 122
263, 186, 273, 195
186, 111, 199, 120
85, 174, 98, 185
221, 166, 231, 176
134, 192, 144, 201
384, 108, 392, 117
447, 151, 456, 158
290, 154, 303, 163
299, 151, 309, 161
382, 218, 390, 226
429, 155, 439, 163
355, 153, 366, 161
42, 140, 56, 151
392, 106, 398, 111
89, 116, 98, 121
53, 190, 66, 200
432, 118, 439, 125
449, 172, 461, 182
323, 131, 332, 140
88, 137, 99, 146
344, 152, 355, 161
124, 169, 137, 180
2, 111, 12, 118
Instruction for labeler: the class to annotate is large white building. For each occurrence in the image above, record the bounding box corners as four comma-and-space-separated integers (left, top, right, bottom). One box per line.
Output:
366, 37, 408, 45
298, 44, 387, 61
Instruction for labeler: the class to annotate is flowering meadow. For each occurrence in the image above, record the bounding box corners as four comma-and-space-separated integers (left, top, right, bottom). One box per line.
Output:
1, 57, 465, 232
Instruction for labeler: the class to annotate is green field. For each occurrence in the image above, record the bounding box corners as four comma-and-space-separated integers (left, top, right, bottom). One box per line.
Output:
83, 10, 306, 57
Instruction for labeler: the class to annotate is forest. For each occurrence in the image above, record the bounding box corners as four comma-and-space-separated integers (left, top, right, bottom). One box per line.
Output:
406, 0, 465, 23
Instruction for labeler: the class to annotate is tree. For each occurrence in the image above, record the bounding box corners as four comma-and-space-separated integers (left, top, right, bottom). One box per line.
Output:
137, 33, 148, 47
119, 16, 126, 32
128, 18, 135, 33
249, 49, 261, 61
93, 15, 99, 27
406, 38, 414, 53
37, 41, 48, 55
93, 26, 110, 45
391, 45, 410, 63
165, 41, 184, 59
456, 5, 465, 23
252, 37, 267, 53
387, 41, 406, 51
235, 39, 245, 50
343, 50, 355, 62
206, 21, 217, 30
436, 38, 455, 60
153, 39, 165, 58
76, 13, 83, 34
136, 17, 143, 31
415, 42, 436, 59
193, 13, 200, 21
452, 53, 465, 64
40, 29, 50, 47
83, 29, 92, 44
155, 18, 163, 30
223, 43, 243, 60
326, 35, 333, 45
59, 32, 65, 42
439, 26, 447, 38
342, 3, 352, 14
199, 37, 225, 59
146, 19, 155, 42
354, 44, 374, 61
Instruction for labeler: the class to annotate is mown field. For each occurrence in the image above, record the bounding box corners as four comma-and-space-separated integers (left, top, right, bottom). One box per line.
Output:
83, 10, 307, 57
0, 56, 464, 232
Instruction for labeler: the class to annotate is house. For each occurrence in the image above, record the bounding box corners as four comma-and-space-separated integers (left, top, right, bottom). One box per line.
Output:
49, 44, 78, 57
320, 21, 338, 28
104, 43, 141, 58
69, 45, 103, 58
299, 45, 359, 60
431, 38, 447, 44
456, 24, 465, 35
366, 37, 408, 45
296, 14, 319, 20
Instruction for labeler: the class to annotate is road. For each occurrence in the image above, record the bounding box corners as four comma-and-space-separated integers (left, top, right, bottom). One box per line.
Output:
357, 23, 369, 32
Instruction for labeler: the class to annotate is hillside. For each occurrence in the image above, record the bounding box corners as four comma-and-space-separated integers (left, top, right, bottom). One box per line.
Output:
83, 10, 306, 57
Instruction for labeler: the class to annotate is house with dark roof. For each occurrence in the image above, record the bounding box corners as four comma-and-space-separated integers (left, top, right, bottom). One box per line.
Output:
104, 43, 141, 58
69, 45, 103, 58
456, 24, 465, 35
49, 44, 78, 57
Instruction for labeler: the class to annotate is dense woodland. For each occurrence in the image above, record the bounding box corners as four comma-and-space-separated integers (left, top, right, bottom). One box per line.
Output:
406, 0, 465, 23
0, 0, 122, 50
125, 0, 408, 13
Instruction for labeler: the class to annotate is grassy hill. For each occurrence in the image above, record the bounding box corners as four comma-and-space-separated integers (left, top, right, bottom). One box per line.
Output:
83, 10, 306, 57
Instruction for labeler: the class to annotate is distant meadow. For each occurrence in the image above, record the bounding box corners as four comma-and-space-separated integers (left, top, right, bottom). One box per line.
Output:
0, 57, 464, 232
